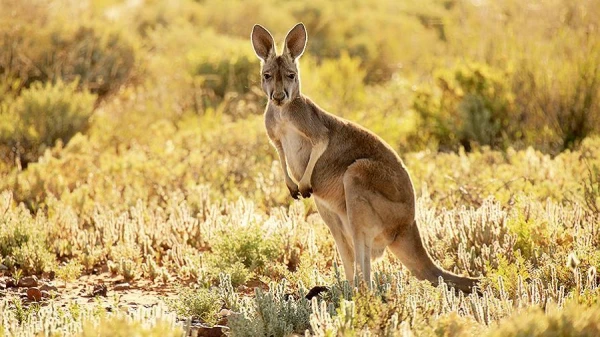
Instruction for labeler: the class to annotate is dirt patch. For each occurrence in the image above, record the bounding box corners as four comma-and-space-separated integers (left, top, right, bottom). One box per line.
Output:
0, 271, 178, 311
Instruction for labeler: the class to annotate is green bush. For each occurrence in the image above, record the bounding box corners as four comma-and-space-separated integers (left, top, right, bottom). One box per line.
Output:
301, 53, 366, 116
413, 62, 516, 151
515, 52, 600, 152
0, 80, 96, 167
166, 287, 223, 325
206, 223, 282, 287
583, 163, 600, 214
0, 192, 55, 275
0, 3, 138, 99
186, 30, 262, 119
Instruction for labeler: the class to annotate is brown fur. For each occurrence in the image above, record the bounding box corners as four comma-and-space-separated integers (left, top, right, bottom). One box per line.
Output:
251, 23, 479, 292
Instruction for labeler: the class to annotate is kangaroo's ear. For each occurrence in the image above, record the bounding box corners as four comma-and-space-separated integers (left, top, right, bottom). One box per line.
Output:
284, 23, 307, 60
251, 24, 276, 61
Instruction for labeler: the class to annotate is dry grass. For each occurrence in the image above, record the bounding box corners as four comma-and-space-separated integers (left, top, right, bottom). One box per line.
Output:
1, 0, 600, 336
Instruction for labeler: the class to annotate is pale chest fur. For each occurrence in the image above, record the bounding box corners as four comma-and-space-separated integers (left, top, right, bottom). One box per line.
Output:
266, 110, 312, 182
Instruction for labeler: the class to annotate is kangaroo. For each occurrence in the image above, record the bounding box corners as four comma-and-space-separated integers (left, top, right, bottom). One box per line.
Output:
251, 23, 479, 292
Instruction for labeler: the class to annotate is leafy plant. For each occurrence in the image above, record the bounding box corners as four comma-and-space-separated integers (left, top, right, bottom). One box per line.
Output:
166, 287, 222, 325
413, 62, 516, 151
205, 223, 282, 286
0, 80, 96, 167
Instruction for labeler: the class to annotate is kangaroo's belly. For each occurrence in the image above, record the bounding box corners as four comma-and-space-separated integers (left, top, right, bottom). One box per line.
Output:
280, 125, 311, 182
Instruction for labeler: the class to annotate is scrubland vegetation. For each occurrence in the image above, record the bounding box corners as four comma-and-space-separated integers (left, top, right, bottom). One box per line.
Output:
1, 0, 600, 336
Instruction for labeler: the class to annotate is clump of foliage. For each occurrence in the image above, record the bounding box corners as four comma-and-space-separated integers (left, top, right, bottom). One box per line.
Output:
582, 163, 600, 214
228, 281, 312, 337
0, 0, 137, 98
205, 223, 283, 286
0, 80, 96, 167
1, 299, 181, 337
166, 287, 223, 325
413, 62, 516, 151
0, 192, 55, 275
487, 302, 600, 337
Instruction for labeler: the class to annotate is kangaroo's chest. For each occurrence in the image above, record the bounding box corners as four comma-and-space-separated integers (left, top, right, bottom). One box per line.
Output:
277, 122, 311, 182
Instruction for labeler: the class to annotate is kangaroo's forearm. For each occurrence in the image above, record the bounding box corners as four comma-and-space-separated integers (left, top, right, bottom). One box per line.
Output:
300, 137, 328, 185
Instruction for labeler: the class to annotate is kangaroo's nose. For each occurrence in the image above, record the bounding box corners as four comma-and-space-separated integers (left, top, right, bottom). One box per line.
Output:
272, 91, 285, 101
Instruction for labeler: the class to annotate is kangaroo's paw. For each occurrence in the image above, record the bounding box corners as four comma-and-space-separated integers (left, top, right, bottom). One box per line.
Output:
298, 181, 313, 198
300, 186, 312, 198
287, 184, 300, 199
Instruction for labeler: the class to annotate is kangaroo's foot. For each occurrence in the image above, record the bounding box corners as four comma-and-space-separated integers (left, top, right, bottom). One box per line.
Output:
305, 285, 330, 300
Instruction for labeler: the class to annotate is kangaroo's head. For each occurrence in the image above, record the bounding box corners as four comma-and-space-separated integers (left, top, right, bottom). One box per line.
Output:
251, 23, 307, 107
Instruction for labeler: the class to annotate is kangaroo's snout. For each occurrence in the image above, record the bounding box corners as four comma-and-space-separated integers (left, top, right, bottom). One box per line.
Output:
271, 91, 286, 105
272, 91, 285, 101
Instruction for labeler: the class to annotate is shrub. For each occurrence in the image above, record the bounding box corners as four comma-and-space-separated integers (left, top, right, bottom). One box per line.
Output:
582, 163, 600, 214
487, 302, 600, 337
0, 3, 138, 99
205, 223, 282, 286
166, 286, 223, 325
55, 260, 83, 285
0, 80, 96, 167
186, 30, 262, 119
228, 281, 312, 337
301, 53, 366, 116
0, 192, 55, 275
413, 62, 516, 151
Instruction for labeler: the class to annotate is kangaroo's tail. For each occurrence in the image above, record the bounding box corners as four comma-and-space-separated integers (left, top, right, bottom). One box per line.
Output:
388, 220, 480, 293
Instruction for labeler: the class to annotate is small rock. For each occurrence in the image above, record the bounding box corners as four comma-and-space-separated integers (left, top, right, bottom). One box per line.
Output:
27, 287, 42, 302
41, 290, 52, 298
40, 283, 58, 292
18, 276, 38, 288
114, 282, 130, 291
218, 309, 232, 317
5, 278, 16, 288
217, 309, 232, 325
0, 282, 5, 290
195, 324, 227, 337
0, 264, 8, 271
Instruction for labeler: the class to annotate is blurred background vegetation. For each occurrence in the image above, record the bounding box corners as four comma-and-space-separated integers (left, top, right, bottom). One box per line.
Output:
2, 0, 600, 167
1, 0, 599, 210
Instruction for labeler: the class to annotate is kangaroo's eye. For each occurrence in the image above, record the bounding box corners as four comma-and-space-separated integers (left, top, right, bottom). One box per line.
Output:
287, 73, 296, 80
263, 73, 272, 80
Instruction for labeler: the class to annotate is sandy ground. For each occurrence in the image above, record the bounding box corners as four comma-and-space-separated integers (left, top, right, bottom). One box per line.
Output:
0, 270, 178, 313
1, 269, 236, 336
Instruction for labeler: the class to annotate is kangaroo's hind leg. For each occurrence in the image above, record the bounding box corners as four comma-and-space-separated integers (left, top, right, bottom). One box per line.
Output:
342, 159, 415, 286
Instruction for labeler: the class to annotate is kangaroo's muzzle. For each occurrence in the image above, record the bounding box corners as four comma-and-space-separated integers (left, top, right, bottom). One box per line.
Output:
271, 91, 286, 105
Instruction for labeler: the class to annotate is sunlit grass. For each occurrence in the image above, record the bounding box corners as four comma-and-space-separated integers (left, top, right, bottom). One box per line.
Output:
0, 0, 599, 336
